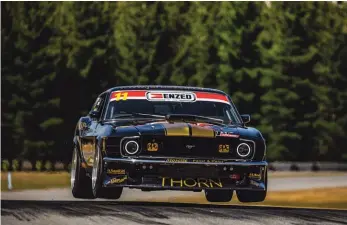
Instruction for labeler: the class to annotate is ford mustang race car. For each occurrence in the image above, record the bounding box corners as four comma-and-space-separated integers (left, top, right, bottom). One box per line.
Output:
70, 85, 268, 202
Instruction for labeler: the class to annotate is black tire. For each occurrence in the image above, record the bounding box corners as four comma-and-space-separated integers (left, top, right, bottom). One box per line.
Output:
236, 170, 268, 203
91, 146, 123, 199
205, 189, 233, 202
71, 146, 95, 199
99, 187, 123, 199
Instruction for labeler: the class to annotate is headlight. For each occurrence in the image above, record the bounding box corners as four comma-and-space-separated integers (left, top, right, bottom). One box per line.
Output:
124, 140, 140, 155
236, 143, 251, 158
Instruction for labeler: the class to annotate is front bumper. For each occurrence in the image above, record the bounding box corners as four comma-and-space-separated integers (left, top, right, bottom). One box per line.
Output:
102, 157, 268, 191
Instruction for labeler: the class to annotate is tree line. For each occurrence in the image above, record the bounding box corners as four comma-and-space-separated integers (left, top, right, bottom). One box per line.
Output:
2, 2, 347, 169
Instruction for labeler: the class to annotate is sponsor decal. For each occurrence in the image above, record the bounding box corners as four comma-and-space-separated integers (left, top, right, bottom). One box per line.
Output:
109, 90, 231, 105
196, 123, 212, 127
249, 173, 261, 179
82, 143, 95, 166
81, 138, 96, 166
191, 159, 224, 163
81, 143, 94, 152
110, 175, 127, 184
107, 169, 126, 175
166, 158, 225, 164
161, 177, 223, 188
250, 180, 260, 187
146, 91, 196, 102
166, 158, 188, 163
218, 132, 240, 138
87, 156, 94, 164
147, 142, 159, 152
218, 144, 230, 153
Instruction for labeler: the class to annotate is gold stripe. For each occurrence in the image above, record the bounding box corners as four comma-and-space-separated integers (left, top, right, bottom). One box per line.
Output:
163, 123, 190, 136
190, 124, 215, 138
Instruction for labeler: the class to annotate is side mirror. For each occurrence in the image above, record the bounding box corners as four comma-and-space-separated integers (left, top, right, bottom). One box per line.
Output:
241, 114, 251, 124
89, 110, 100, 119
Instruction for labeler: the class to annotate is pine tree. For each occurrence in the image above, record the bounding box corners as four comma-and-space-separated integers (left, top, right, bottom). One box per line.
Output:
260, 2, 347, 161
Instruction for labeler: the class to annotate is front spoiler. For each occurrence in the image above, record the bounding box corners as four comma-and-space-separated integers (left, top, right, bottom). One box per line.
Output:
104, 182, 266, 191
103, 157, 268, 167
102, 157, 267, 191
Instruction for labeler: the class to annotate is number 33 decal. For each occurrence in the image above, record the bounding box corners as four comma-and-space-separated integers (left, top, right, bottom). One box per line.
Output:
114, 92, 128, 101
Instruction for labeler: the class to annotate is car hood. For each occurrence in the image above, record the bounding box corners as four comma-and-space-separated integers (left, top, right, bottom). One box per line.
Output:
108, 120, 262, 139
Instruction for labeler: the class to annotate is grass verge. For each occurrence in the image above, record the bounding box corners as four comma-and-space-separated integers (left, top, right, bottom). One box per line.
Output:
269, 171, 347, 178
155, 187, 347, 210
1, 172, 70, 192
1, 171, 346, 192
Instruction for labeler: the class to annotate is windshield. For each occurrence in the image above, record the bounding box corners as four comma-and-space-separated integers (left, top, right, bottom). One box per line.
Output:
103, 90, 241, 124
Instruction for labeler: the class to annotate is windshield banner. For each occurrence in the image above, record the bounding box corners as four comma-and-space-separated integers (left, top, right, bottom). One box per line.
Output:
109, 90, 230, 105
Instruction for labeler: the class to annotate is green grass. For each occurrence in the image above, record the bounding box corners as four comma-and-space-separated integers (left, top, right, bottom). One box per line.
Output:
1, 171, 70, 191
1, 171, 346, 192
161, 187, 347, 210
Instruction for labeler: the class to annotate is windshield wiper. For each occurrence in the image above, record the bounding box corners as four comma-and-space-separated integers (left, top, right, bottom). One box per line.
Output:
111, 113, 166, 119
165, 114, 226, 126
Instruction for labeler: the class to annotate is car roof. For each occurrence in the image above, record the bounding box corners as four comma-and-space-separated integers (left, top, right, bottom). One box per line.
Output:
105, 85, 228, 95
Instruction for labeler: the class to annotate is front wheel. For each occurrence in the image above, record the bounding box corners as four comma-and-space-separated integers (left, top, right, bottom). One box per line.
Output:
99, 187, 123, 199
204, 189, 233, 202
71, 146, 95, 199
236, 190, 267, 202
91, 146, 123, 199
236, 170, 268, 203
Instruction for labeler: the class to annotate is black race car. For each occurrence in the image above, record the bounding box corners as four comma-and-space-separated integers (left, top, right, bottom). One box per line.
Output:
71, 85, 268, 202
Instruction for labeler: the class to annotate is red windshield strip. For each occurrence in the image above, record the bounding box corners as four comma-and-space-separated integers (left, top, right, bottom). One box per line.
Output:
110, 90, 230, 104
195, 92, 229, 102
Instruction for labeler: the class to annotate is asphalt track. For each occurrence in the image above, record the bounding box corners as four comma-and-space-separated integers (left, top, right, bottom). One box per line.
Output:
2, 200, 347, 225
2, 175, 347, 225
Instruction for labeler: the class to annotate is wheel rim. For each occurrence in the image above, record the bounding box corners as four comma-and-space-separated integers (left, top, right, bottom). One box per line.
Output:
70, 148, 77, 189
92, 148, 100, 190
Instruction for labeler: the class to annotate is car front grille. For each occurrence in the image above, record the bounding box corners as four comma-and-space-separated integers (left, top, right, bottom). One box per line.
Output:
139, 136, 249, 159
